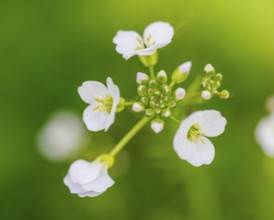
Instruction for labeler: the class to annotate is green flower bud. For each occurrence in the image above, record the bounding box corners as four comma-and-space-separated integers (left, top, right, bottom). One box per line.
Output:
156, 70, 168, 83
214, 73, 223, 81
204, 64, 215, 74
162, 109, 171, 118
171, 61, 192, 84
219, 90, 230, 99
141, 96, 149, 105
136, 72, 149, 84
151, 119, 165, 134
116, 97, 125, 112
137, 85, 147, 96
201, 90, 212, 100
168, 100, 176, 108
149, 80, 157, 89
145, 108, 154, 117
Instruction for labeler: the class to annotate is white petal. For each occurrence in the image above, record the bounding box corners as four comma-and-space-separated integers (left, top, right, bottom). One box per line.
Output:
68, 160, 102, 185
64, 175, 86, 194
83, 105, 109, 131
77, 191, 104, 198
255, 114, 274, 157
134, 45, 159, 56
187, 137, 215, 167
82, 169, 114, 193
78, 81, 109, 104
143, 21, 174, 49
173, 133, 193, 160
106, 77, 120, 106
104, 109, 115, 132
199, 110, 227, 137
113, 31, 143, 60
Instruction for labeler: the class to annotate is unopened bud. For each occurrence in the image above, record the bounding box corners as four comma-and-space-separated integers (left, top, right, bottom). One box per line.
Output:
219, 90, 230, 99
162, 109, 171, 118
175, 88, 186, 101
151, 119, 164, 134
137, 85, 147, 96
157, 70, 168, 83
136, 72, 149, 84
171, 61, 192, 84
202, 90, 212, 100
145, 108, 154, 117
132, 102, 144, 112
204, 64, 215, 74
149, 80, 157, 89
214, 73, 223, 81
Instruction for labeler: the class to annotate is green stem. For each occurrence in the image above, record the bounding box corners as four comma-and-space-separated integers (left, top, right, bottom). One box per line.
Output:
169, 81, 175, 89
124, 102, 134, 106
170, 115, 181, 124
109, 117, 150, 157
149, 66, 155, 79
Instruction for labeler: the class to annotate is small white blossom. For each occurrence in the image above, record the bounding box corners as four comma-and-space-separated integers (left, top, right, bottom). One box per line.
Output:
132, 102, 144, 112
202, 90, 212, 100
151, 120, 164, 134
204, 64, 214, 73
78, 77, 120, 132
173, 110, 227, 167
136, 72, 149, 84
64, 159, 114, 197
255, 113, 274, 157
113, 21, 174, 60
179, 61, 192, 75
37, 110, 88, 162
175, 88, 186, 100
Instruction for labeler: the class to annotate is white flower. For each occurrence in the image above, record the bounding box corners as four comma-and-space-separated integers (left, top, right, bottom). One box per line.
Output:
113, 21, 174, 60
64, 159, 114, 197
37, 110, 88, 162
78, 77, 120, 132
201, 90, 212, 100
255, 113, 274, 157
173, 110, 227, 167
132, 102, 144, 112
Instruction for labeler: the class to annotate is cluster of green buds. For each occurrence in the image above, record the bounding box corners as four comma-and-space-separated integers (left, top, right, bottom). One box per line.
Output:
131, 62, 191, 134
201, 64, 230, 100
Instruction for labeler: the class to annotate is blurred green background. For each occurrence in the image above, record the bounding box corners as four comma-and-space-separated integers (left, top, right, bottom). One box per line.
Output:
1, 0, 274, 219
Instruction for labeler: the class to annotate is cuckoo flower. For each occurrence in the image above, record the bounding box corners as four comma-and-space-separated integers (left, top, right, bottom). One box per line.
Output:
64, 158, 114, 197
113, 21, 174, 60
173, 110, 227, 167
78, 77, 120, 132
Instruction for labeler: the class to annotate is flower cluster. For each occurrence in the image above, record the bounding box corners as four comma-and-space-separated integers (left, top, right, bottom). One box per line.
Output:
63, 21, 230, 197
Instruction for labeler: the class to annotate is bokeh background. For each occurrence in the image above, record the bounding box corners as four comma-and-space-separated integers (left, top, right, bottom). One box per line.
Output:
1, 0, 274, 219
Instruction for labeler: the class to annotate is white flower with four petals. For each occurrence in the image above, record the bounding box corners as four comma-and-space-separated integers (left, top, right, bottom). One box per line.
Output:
78, 77, 120, 132
113, 21, 174, 60
173, 110, 227, 167
64, 159, 114, 197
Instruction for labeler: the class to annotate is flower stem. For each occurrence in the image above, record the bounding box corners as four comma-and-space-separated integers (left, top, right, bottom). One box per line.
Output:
170, 115, 181, 124
149, 66, 155, 79
109, 117, 150, 157
124, 102, 134, 106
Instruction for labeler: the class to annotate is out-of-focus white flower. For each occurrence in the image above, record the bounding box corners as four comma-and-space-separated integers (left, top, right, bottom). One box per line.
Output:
255, 113, 274, 157
78, 77, 120, 132
113, 21, 174, 60
173, 110, 227, 167
37, 110, 88, 162
64, 158, 114, 197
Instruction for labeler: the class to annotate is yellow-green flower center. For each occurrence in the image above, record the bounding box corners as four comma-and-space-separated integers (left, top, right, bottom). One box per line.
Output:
187, 123, 206, 143
93, 95, 113, 113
